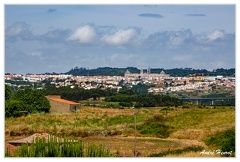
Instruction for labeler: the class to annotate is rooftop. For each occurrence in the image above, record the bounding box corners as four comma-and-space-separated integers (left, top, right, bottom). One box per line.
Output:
49, 98, 79, 105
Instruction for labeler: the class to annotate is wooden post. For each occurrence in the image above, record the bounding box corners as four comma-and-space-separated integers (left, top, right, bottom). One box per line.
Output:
134, 112, 136, 157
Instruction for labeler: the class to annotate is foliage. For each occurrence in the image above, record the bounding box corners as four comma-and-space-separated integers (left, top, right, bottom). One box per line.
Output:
11, 88, 50, 114
106, 94, 182, 107
66, 66, 140, 76
137, 115, 173, 138
133, 102, 142, 108
131, 83, 150, 95
65, 67, 235, 77
7, 135, 112, 157
5, 85, 12, 101
119, 102, 133, 107
5, 100, 25, 117
149, 146, 204, 157
204, 128, 235, 156
42, 87, 108, 102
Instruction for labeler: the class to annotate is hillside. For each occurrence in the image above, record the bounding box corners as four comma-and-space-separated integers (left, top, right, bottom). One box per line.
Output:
65, 67, 235, 77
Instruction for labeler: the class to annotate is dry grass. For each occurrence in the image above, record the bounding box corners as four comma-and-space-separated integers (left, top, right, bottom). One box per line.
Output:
76, 136, 199, 157
5, 106, 235, 157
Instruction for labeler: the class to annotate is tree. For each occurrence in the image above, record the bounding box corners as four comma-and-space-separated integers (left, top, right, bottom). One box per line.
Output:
12, 88, 50, 113
140, 97, 156, 107
5, 85, 12, 101
5, 100, 25, 117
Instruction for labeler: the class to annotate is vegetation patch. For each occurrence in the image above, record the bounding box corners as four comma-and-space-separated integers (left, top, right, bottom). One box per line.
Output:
137, 115, 173, 138
204, 128, 235, 156
149, 146, 204, 157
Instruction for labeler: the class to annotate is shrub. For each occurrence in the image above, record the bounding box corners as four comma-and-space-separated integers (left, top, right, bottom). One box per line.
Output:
5, 100, 25, 118
204, 128, 235, 156
134, 102, 142, 108
137, 115, 172, 138
119, 102, 133, 107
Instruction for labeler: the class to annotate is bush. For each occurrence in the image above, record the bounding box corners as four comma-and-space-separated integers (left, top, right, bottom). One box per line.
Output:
204, 128, 235, 156
134, 102, 142, 108
137, 123, 171, 138
5, 100, 25, 118
137, 115, 172, 138
119, 102, 133, 107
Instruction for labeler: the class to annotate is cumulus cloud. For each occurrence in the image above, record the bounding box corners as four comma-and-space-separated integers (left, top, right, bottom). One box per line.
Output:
101, 28, 138, 46
5, 22, 33, 41
195, 29, 228, 43
206, 30, 225, 41
144, 29, 235, 51
144, 29, 194, 48
67, 25, 96, 43
138, 13, 164, 19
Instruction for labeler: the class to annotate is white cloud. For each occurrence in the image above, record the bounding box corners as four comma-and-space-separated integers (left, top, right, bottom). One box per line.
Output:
207, 30, 225, 41
196, 29, 226, 43
67, 25, 96, 43
101, 29, 138, 46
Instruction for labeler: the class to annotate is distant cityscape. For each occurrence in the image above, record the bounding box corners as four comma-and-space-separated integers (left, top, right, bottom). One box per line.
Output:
5, 67, 235, 96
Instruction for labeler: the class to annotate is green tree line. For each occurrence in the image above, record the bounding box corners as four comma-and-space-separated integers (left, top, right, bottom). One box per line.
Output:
65, 67, 235, 77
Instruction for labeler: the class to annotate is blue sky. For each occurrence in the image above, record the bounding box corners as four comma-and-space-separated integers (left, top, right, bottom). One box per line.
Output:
5, 5, 235, 74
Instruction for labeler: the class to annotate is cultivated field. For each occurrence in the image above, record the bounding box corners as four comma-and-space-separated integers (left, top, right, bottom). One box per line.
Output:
5, 106, 235, 157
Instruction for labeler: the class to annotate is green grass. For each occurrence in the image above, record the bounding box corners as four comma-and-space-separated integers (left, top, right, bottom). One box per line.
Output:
167, 108, 235, 130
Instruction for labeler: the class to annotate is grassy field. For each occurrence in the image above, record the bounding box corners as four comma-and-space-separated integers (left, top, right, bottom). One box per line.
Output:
5, 106, 235, 157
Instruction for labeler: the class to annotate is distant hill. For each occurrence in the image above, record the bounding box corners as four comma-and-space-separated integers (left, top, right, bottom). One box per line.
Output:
64, 67, 235, 77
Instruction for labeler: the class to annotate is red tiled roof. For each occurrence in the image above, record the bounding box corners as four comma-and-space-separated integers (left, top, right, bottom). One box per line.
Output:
49, 98, 79, 105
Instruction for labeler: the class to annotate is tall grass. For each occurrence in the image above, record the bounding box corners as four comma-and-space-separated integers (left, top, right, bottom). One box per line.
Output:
6, 135, 112, 157
149, 146, 204, 157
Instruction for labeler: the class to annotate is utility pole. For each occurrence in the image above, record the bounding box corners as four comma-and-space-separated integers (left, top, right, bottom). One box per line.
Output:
106, 130, 108, 152
105, 116, 109, 152
134, 111, 137, 157
133, 107, 139, 157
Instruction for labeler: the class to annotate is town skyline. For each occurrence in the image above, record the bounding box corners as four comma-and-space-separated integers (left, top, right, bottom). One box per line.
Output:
5, 4, 235, 74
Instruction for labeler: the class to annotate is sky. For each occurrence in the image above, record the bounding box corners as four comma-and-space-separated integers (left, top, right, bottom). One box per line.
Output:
4, 4, 235, 74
